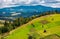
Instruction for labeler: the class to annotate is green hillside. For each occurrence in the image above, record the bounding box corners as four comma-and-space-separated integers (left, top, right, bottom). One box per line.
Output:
5, 14, 60, 39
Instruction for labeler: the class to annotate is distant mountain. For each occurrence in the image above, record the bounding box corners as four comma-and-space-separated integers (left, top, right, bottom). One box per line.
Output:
0, 5, 60, 13
0, 5, 60, 20
0, 5, 54, 13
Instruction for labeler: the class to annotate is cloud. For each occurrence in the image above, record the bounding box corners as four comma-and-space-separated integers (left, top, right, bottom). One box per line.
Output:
39, 0, 60, 8
0, 0, 60, 8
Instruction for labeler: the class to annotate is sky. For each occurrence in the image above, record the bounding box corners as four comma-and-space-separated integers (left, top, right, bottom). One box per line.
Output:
0, 0, 60, 8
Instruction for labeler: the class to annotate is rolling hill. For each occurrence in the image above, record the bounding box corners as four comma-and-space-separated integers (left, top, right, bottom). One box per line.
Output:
5, 14, 60, 39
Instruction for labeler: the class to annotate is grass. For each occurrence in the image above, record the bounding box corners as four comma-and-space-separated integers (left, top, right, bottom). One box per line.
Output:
5, 14, 60, 39
42, 34, 60, 39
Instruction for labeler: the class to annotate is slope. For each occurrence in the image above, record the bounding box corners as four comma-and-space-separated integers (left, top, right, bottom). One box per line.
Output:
5, 14, 60, 39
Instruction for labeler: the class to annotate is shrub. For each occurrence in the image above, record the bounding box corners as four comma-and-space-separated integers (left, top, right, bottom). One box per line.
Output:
0, 27, 9, 34
28, 35, 33, 39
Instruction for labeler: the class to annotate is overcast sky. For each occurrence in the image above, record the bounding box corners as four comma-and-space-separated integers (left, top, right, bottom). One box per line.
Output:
0, 0, 60, 8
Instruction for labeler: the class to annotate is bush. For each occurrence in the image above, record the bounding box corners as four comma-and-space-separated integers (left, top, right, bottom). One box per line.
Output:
28, 35, 33, 39
0, 27, 9, 34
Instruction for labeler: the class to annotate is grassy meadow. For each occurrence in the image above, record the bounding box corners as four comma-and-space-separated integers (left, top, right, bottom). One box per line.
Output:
5, 14, 60, 39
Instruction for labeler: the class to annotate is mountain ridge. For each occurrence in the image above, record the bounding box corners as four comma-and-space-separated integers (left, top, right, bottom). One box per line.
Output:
0, 5, 60, 12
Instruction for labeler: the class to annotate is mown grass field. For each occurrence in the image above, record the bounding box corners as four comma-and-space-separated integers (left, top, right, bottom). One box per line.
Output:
5, 14, 60, 39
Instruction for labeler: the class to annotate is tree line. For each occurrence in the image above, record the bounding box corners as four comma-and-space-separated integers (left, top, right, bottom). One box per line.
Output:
0, 10, 59, 35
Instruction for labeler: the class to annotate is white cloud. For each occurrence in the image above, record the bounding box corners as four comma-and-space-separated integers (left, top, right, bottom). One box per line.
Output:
39, 0, 60, 8
0, 0, 60, 8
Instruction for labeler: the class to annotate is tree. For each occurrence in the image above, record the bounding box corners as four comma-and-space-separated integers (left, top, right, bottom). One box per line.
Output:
44, 29, 46, 33
24, 18, 30, 23
0, 27, 2, 34
32, 15, 36, 19
1, 27, 9, 33
4, 21, 8, 27
19, 17, 24, 25
28, 35, 33, 39
31, 23, 35, 27
4, 21, 13, 32
7, 21, 13, 31
55, 10, 58, 14
13, 18, 20, 26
